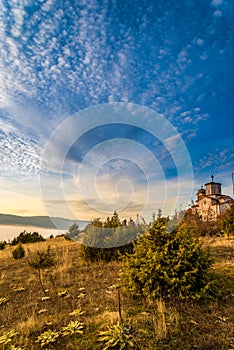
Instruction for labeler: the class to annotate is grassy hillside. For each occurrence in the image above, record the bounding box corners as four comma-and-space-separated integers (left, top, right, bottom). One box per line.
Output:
0, 236, 233, 349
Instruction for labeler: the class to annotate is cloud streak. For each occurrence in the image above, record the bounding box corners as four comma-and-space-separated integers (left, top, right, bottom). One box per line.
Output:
0, 0, 233, 225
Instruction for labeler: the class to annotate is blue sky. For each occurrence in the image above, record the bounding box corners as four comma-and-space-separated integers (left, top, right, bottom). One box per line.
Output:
0, 0, 233, 222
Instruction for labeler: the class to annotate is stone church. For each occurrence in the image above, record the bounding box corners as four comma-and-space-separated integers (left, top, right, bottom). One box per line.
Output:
191, 176, 232, 221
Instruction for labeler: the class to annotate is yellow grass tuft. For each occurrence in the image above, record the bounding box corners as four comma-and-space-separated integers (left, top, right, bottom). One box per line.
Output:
92, 311, 120, 326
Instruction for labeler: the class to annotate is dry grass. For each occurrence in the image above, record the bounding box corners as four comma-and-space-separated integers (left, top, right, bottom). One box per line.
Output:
201, 236, 234, 269
153, 299, 167, 340
0, 236, 233, 349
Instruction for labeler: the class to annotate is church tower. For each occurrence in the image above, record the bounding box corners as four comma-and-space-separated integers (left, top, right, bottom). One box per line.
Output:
191, 175, 232, 220
204, 175, 222, 196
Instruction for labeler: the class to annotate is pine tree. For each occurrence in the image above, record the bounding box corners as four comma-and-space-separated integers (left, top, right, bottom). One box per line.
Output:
123, 218, 214, 300
66, 222, 80, 240
12, 244, 25, 259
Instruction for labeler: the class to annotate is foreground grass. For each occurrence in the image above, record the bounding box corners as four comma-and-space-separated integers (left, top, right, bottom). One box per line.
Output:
0, 236, 233, 349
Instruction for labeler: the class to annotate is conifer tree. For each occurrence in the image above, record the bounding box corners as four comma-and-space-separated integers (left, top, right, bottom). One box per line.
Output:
123, 218, 214, 300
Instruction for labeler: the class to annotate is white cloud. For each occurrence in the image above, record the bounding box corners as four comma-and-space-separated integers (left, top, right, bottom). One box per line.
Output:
41, 0, 55, 12
213, 10, 222, 17
196, 38, 204, 46
0, 131, 41, 173
11, 8, 25, 37
0, 119, 17, 133
211, 0, 223, 7
0, 0, 216, 130
163, 134, 181, 149
194, 148, 234, 174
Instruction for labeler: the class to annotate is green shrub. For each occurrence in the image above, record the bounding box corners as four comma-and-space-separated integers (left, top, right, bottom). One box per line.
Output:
11, 231, 45, 245
0, 241, 7, 250
123, 218, 215, 300
80, 213, 146, 262
181, 211, 220, 236
12, 244, 25, 260
28, 246, 56, 293
28, 246, 55, 269
80, 242, 134, 262
66, 222, 80, 240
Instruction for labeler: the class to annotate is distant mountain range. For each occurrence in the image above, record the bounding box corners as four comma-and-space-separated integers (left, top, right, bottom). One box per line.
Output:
0, 214, 89, 230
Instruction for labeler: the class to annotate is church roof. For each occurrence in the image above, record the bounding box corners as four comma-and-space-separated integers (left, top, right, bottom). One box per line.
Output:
204, 181, 221, 186
195, 194, 232, 203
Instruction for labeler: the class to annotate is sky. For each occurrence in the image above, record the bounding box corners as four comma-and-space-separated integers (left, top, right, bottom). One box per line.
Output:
0, 0, 233, 228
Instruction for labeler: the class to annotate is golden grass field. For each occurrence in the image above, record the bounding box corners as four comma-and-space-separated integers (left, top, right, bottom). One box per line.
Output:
0, 236, 234, 349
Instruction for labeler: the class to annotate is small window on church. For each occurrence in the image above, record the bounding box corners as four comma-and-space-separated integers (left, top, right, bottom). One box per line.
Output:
204, 200, 206, 205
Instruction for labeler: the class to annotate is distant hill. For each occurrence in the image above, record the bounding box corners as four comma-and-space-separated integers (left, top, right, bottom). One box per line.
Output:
0, 214, 89, 230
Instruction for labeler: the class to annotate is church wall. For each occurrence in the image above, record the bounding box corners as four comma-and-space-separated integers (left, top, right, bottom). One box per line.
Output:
191, 178, 232, 221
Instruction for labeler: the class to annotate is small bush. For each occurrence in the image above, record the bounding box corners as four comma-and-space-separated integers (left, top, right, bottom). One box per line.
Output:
11, 231, 45, 245
80, 213, 146, 262
28, 246, 56, 293
181, 212, 220, 236
80, 243, 134, 262
123, 218, 215, 300
66, 222, 80, 240
0, 241, 7, 250
28, 246, 55, 269
12, 244, 25, 260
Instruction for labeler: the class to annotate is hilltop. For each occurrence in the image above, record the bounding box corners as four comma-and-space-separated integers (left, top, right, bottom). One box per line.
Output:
0, 235, 233, 349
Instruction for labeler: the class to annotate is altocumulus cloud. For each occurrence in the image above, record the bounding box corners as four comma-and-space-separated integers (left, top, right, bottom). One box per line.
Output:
0, 131, 41, 173
0, 0, 233, 219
